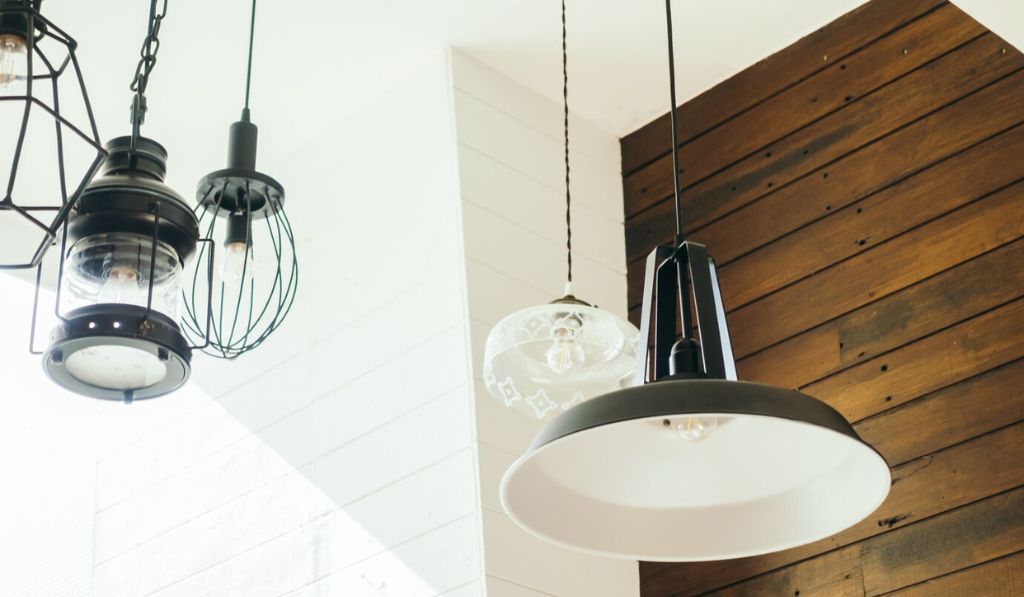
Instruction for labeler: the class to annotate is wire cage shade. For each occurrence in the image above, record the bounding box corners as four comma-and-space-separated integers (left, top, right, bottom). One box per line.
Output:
181, 175, 297, 359
0, 0, 104, 269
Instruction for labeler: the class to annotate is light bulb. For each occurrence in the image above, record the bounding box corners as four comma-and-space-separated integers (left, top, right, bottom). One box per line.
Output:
0, 34, 26, 93
545, 313, 585, 373
673, 416, 718, 442
220, 241, 254, 283
98, 265, 142, 304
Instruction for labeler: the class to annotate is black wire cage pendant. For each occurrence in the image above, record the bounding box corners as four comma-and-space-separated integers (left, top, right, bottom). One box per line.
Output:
181, 0, 297, 359
181, 114, 296, 359
0, 0, 105, 269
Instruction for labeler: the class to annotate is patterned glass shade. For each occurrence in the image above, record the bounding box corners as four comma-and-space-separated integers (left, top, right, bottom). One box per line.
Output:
483, 301, 639, 420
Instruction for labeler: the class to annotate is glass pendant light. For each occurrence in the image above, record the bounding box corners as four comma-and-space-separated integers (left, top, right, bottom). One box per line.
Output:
0, 0, 105, 269
500, 0, 891, 561
34, 0, 215, 402
181, 0, 297, 359
483, 0, 639, 420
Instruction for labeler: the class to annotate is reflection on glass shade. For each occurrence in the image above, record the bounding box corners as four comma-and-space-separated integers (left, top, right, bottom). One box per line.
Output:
483, 303, 639, 420
61, 232, 184, 321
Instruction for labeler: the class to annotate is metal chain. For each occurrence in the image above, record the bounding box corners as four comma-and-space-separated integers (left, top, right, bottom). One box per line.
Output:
129, 0, 168, 136
562, 0, 573, 286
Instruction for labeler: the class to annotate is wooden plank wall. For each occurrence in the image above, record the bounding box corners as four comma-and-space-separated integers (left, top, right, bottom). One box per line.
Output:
620, 1, 1024, 595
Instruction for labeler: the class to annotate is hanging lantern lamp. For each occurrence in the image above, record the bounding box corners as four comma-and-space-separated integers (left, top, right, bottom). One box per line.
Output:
500, 0, 891, 561
35, 0, 214, 402
482, 0, 639, 420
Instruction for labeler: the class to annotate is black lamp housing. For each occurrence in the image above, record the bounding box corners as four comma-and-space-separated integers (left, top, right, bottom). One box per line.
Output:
0, 0, 105, 269
500, 241, 892, 560
38, 136, 213, 402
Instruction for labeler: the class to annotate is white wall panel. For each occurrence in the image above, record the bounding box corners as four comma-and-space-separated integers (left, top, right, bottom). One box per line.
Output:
451, 49, 639, 597
91, 54, 486, 597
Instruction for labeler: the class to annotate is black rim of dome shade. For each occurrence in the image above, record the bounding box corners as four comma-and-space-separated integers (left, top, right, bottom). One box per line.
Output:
43, 304, 191, 402
524, 378, 883, 460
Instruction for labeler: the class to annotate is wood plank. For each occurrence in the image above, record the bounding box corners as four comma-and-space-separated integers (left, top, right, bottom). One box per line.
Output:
728, 181, 1024, 358
654, 488, 1024, 597
861, 488, 1024, 595
626, 64, 1024, 309
623, 4, 982, 216
624, 34, 1022, 266
719, 123, 1024, 309
620, 0, 945, 174
641, 423, 1024, 596
738, 238, 1024, 390
887, 551, 1024, 597
857, 359, 1024, 465
804, 297, 1024, 423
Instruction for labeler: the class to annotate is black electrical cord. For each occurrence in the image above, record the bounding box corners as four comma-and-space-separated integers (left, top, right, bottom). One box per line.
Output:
665, 0, 684, 245
561, 0, 573, 287
243, 0, 256, 120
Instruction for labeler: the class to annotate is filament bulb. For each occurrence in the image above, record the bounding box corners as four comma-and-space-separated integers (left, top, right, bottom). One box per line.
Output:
98, 266, 142, 304
220, 241, 254, 283
545, 313, 585, 373
665, 416, 718, 442
0, 34, 26, 92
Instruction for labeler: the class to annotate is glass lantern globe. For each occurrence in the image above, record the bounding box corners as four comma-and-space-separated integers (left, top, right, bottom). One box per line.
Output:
483, 291, 639, 420
61, 232, 184, 320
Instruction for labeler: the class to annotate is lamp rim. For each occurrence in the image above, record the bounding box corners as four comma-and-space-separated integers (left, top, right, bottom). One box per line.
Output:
43, 304, 191, 401
523, 378, 882, 455
500, 379, 891, 561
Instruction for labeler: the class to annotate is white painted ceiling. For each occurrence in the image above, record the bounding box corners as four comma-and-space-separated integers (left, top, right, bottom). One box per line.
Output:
31, 0, 1023, 175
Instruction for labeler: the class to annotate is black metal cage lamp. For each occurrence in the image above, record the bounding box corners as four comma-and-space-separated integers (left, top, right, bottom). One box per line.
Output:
181, 0, 297, 359
0, 0, 105, 269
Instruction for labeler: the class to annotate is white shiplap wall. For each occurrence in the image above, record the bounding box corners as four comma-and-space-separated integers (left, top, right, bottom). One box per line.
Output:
6, 48, 642, 597
450, 50, 640, 597
91, 54, 485, 597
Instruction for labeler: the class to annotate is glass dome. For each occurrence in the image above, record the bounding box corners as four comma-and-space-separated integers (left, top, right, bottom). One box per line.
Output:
483, 299, 639, 420
61, 232, 184, 321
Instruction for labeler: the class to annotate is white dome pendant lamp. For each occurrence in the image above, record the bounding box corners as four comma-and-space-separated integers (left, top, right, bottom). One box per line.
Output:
499, 0, 891, 561
482, 0, 639, 421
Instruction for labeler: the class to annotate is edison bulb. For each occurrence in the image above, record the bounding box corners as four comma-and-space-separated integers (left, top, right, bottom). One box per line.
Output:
220, 241, 254, 282
98, 265, 143, 304
0, 34, 26, 92
545, 313, 585, 373
674, 416, 717, 442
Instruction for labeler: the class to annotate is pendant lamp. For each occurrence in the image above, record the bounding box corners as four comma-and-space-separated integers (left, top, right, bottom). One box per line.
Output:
0, 0, 105, 269
483, 0, 639, 421
35, 0, 215, 402
500, 0, 891, 561
181, 0, 297, 359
